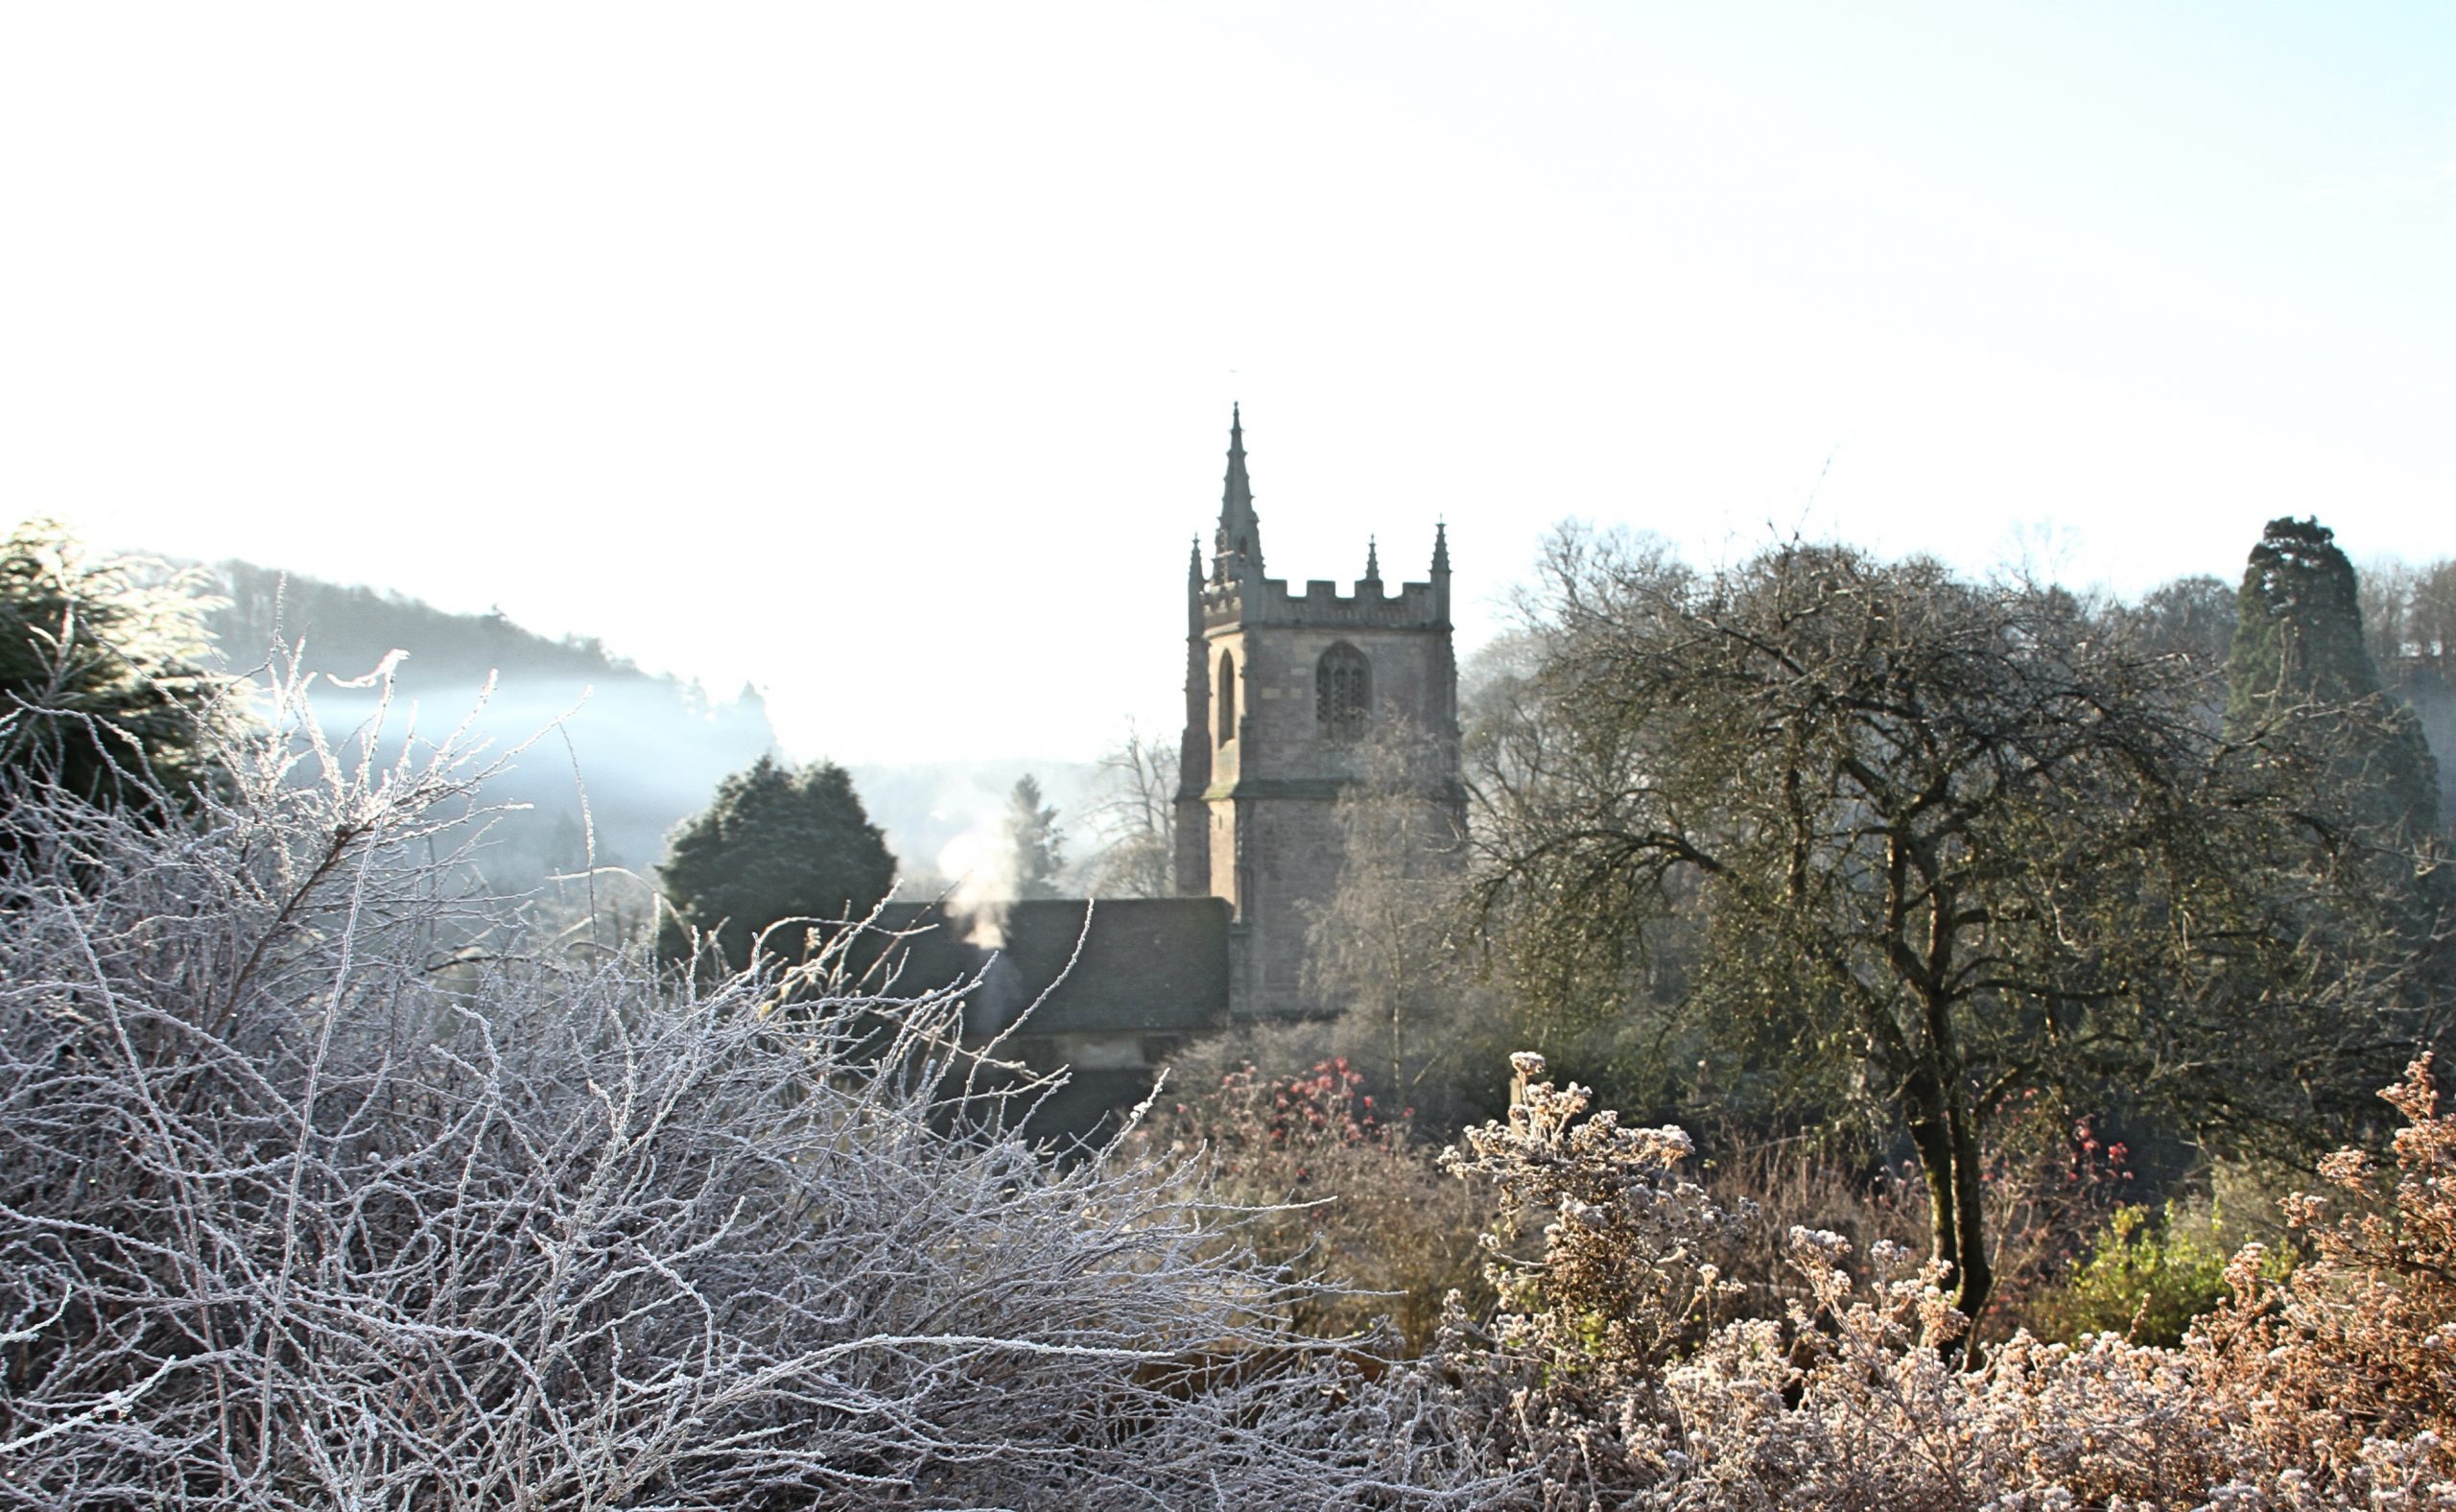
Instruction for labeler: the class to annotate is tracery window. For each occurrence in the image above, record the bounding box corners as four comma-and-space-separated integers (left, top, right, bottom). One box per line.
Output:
1316, 642, 1370, 742
1216, 650, 1238, 746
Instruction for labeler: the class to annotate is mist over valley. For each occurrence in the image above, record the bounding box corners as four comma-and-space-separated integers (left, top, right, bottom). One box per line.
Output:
203, 559, 1106, 897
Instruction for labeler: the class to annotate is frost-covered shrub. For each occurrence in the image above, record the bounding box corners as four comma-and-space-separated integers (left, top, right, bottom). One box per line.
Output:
2182, 1054, 2456, 1495
1433, 1051, 2456, 1510
1429, 1053, 1752, 1501
1441, 1054, 1750, 1383
0, 685, 1515, 1510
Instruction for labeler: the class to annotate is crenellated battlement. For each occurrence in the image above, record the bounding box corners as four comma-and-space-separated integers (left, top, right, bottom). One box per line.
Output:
1177, 407, 1463, 1022
1201, 574, 1444, 631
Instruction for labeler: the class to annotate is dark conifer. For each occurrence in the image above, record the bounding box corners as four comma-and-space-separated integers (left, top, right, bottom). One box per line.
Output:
657, 756, 896, 971
2226, 516, 2441, 842
0, 521, 228, 818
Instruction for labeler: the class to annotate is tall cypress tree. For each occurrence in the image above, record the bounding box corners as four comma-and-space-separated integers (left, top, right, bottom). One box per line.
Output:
2226, 516, 2441, 843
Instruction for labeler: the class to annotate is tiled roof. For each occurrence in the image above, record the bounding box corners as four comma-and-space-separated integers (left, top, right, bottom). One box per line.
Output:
864, 898, 1232, 1040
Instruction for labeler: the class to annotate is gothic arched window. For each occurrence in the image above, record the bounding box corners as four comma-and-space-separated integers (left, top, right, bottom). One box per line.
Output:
1316, 642, 1370, 742
1216, 650, 1238, 746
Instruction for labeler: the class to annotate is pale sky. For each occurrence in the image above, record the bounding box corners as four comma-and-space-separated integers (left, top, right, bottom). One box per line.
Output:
6, 3, 2451, 766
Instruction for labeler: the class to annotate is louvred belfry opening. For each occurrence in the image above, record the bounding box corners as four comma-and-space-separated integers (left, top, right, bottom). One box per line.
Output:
1316, 642, 1370, 741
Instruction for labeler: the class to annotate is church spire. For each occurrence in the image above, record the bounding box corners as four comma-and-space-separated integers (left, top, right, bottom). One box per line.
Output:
1214, 404, 1264, 579
1363, 535, 1382, 582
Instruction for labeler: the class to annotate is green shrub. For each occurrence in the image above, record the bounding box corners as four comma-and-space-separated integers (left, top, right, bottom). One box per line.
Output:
2022, 1197, 2263, 1346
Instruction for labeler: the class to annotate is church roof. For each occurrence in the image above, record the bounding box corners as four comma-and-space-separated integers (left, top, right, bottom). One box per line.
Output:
865, 897, 1232, 1041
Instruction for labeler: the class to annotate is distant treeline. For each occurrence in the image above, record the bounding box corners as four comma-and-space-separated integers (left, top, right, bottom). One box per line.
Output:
206, 560, 779, 890
215, 560, 654, 688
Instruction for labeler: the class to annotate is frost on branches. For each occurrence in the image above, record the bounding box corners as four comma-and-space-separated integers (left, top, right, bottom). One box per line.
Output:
1439, 1053, 1750, 1388
10, 663, 2453, 1511
0, 677, 1510, 1510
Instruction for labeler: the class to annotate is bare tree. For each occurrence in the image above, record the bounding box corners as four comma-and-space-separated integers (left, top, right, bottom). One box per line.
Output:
1306, 722, 1478, 1106
1473, 530, 2432, 1333
1074, 722, 1178, 899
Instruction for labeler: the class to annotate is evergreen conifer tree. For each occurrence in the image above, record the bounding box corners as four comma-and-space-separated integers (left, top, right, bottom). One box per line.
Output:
2226, 517, 2441, 842
0, 521, 229, 816
1004, 774, 1065, 900
657, 756, 896, 971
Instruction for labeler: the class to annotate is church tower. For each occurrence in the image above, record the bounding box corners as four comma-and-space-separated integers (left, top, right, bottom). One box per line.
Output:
1175, 406, 1461, 1019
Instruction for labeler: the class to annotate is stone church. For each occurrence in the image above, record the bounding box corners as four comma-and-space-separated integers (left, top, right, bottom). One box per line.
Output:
1176, 404, 1462, 1020
878, 409, 1462, 1136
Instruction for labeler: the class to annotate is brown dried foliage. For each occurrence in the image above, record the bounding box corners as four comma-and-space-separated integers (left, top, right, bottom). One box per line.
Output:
1432, 1052, 2456, 1509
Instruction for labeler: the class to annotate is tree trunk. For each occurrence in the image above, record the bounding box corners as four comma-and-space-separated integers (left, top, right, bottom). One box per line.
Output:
1903, 1087, 1960, 1283
1947, 1099, 1993, 1344
1903, 1068, 1990, 1360
1910, 1111, 1958, 1283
